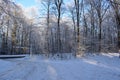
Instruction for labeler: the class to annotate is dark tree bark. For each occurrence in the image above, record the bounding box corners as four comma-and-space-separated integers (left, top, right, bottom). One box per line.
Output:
109, 0, 120, 49
54, 0, 63, 53
74, 0, 84, 56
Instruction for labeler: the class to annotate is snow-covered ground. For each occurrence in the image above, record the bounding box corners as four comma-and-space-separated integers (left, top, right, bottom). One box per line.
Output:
0, 53, 120, 80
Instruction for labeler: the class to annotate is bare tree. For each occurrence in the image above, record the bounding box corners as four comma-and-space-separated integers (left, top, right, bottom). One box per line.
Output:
90, 0, 109, 52
74, 0, 85, 56
54, 0, 63, 53
109, 0, 120, 49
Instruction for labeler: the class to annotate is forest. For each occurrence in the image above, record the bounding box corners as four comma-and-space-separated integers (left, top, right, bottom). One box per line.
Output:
0, 0, 120, 57
0, 0, 120, 80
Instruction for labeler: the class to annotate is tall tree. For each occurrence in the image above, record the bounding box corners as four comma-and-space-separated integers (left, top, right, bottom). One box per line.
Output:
92, 0, 109, 52
41, 0, 53, 54
74, 0, 84, 56
54, 0, 63, 53
109, 0, 120, 49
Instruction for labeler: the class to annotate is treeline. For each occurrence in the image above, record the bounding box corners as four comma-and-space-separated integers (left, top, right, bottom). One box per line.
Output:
31, 0, 120, 55
0, 0, 30, 54
0, 0, 120, 56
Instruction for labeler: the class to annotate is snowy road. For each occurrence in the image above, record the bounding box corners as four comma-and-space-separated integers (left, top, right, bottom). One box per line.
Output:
0, 54, 120, 80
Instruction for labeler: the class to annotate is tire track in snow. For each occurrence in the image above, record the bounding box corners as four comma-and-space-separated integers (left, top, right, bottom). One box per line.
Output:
0, 61, 35, 80
0, 61, 23, 77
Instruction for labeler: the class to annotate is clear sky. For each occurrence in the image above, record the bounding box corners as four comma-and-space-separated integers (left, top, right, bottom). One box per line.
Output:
14, 0, 72, 7
14, 0, 37, 7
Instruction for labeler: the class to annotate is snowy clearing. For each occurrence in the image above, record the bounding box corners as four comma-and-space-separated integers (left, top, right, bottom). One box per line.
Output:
0, 53, 120, 80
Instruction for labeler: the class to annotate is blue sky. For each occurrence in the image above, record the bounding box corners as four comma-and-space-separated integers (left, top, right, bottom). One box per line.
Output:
15, 0, 37, 7
15, 0, 72, 7
14, 0, 72, 19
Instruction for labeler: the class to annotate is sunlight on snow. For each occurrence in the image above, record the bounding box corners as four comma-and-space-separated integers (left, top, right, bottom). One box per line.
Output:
47, 65, 58, 80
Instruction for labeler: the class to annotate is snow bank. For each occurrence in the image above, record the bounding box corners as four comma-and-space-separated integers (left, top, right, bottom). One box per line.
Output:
0, 55, 26, 59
